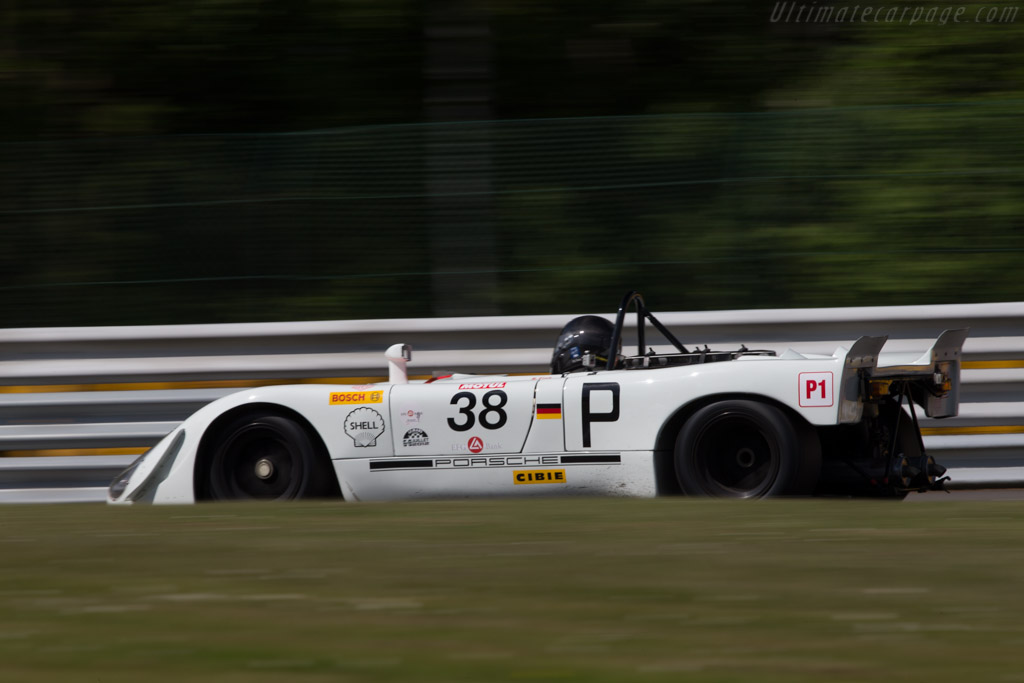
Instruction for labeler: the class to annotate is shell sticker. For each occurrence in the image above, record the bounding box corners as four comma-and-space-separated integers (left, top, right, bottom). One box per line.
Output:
344, 407, 385, 447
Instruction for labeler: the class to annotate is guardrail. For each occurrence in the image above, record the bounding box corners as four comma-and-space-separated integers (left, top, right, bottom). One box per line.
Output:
1, 300, 1022, 500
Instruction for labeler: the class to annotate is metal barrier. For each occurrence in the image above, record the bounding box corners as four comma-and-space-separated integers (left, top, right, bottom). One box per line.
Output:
1, 300, 1022, 499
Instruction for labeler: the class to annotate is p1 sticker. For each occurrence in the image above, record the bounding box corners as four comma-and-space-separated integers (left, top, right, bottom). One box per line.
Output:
799, 372, 834, 407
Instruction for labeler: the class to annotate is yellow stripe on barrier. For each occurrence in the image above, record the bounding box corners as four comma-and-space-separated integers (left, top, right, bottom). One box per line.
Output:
921, 425, 1024, 436
0, 376, 396, 394
962, 360, 1024, 369
0, 447, 150, 458
3, 426, 1023, 458
0, 373, 545, 394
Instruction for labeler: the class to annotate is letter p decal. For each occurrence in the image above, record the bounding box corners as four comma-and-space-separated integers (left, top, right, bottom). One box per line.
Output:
582, 382, 620, 447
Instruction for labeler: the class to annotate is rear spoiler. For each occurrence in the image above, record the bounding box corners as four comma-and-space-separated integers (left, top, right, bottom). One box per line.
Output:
838, 328, 969, 423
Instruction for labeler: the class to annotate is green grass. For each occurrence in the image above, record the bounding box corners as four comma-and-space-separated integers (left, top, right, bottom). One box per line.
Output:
2, 497, 1023, 681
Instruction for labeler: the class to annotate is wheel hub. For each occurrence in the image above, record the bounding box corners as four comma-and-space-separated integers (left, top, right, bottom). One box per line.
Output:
254, 458, 275, 480
735, 447, 756, 468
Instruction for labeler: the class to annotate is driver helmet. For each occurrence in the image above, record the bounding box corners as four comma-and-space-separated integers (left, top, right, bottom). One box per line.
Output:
550, 315, 618, 374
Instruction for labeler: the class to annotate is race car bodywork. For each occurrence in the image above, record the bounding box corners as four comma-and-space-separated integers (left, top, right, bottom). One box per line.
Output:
109, 292, 968, 504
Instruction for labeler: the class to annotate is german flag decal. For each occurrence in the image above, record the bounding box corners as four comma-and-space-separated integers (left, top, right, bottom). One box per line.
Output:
536, 403, 562, 420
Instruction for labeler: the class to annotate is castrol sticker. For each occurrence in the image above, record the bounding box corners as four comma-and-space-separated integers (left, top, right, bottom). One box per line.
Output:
799, 372, 833, 407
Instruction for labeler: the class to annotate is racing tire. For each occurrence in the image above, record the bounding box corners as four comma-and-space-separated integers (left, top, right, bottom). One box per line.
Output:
675, 400, 820, 498
206, 412, 337, 501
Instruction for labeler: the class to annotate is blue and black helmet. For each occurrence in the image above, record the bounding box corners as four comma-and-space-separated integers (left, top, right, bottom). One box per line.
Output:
550, 315, 617, 374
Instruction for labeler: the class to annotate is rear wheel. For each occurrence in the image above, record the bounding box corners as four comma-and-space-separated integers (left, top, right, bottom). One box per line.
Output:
206, 412, 336, 501
674, 400, 820, 498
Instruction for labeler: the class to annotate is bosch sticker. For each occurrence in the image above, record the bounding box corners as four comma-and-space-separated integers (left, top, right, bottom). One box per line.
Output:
330, 390, 384, 405
799, 372, 834, 407
345, 407, 385, 447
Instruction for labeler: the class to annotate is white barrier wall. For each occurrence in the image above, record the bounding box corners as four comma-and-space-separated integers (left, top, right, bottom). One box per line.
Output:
1, 300, 1022, 499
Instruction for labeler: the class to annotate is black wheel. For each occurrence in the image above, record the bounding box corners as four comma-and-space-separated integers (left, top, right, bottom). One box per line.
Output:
675, 400, 820, 498
206, 412, 335, 501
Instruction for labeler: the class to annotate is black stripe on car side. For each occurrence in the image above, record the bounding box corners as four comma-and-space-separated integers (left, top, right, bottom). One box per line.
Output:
560, 455, 621, 464
370, 456, 621, 471
369, 460, 434, 471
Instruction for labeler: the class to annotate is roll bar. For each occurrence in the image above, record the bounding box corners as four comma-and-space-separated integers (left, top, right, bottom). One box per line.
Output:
606, 291, 689, 370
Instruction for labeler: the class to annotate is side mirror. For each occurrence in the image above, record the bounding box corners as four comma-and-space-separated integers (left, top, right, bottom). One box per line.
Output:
385, 343, 412, 384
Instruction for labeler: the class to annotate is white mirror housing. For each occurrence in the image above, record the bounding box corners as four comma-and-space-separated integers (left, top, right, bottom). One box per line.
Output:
385, 343, 412, 384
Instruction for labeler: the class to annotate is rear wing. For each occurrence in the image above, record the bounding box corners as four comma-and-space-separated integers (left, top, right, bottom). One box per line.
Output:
838, 329, 969, 423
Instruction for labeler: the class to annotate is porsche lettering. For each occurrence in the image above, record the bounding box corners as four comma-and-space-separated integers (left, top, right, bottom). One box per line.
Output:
432, 455, 560, 468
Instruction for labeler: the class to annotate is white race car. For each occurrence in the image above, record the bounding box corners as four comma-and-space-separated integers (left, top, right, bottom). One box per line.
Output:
108, 292, 967, 504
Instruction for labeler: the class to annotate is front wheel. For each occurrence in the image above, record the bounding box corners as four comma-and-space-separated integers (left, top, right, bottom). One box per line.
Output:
674, 400, 820, 498
206, 412, 337, 501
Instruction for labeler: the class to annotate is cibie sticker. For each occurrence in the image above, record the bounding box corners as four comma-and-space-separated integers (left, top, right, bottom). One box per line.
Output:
514, 469, 566, 485
345, 407, 385, 447
330, 390, 384, 405
798, 372, 834, 407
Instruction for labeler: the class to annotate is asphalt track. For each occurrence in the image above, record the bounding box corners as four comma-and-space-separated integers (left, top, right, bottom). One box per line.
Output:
907, 488, 1024, 501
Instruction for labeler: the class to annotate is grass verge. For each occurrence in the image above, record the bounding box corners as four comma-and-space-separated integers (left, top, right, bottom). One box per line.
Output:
1, 497, 1022, 681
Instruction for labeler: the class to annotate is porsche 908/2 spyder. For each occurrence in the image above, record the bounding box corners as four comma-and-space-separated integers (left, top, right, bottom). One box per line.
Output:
108, 292, 967, 504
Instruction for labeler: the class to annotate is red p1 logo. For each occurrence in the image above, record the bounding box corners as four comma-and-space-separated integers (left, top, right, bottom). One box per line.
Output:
799, 372, 834, 407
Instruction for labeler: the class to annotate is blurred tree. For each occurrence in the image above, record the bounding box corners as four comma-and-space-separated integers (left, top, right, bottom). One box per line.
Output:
0, 0, 1022, 326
